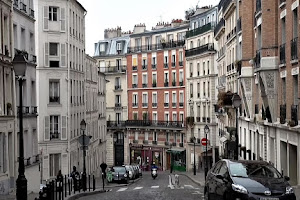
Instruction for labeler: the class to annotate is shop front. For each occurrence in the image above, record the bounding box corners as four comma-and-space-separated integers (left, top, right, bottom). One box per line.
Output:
166, 148, 186, 172
129, 144, 163, 171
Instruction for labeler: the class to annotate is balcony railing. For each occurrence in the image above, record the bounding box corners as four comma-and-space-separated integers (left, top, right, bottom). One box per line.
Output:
185, 43, 214, 57
186, 23, 214, 38
152, 83, 156, 87
50, 132, 60, 140
280, 104, 286, 124
17, 106, 38, 116
280, 43, 286, 64
30, 8, 34, 18
142, 83, 148, 88
101, 66, 127, 73
152, 103, 157, 107
142, 103, 148, 107
179, 81, 183, 86
202, 117, 206, 122
125, 120, 184, 128
291, 37, 298, 60
291, 105, 298, 126
127, 40, 185, 53
142, 65, 147, 70
20, 2, 26, 12
226, 27, 236, 41
115, 103, 122, 107
164, 82, 169, 87
152, 64, 156, 69
13, 0, 18, 7
164, 63, 168, 68
164, 103, 169, 107
172, 81, 176, 86
172, 103, 177, 107
214, 18, 225, 36
152, 141, 157, 145
115, 85, 122, 90
179, 102, 184, 107
132, 103, 138, 107
179, 61, 183, 66
107, 121, 126, 128
196, 117, 200, 122
172, 62, 175, 67
132, 84, 137, 88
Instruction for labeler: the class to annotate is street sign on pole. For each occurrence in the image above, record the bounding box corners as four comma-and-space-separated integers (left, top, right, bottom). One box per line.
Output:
78, 135, 91, 146
80, 146, 88, 150
201, 138, 208, 146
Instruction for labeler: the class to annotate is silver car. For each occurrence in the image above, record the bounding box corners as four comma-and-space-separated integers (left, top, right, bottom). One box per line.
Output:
125, 165, 134, 180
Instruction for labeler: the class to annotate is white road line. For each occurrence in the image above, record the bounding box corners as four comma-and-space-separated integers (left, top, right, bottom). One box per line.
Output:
133, 187, 143, 190
151, 186, 159, 189
184, 185, 194, 189
117, 188, 128, 192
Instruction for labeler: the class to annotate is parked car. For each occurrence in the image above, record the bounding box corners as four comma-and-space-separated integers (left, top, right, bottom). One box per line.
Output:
132, 165, 139, 178
125, 165, 135, 180
111, 166, 129, 184
204, 159, 296, 200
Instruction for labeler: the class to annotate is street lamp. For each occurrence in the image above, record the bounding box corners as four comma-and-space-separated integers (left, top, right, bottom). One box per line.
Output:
80, 119, 87, 191
193, 136, 196, 176
232, 93, 241, 160
204, 125, 210, 180
13, 54, 28, 200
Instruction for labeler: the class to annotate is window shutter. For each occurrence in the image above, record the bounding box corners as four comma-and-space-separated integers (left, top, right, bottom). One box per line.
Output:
61, 153, 68, 175
43, 6, 49, 31
44, 43, 49, 67
60, 8, 66, 32
44, 116, 50, 141
43, 155, 49, 180
61, 116, 67, 140
61, 43, 66, 67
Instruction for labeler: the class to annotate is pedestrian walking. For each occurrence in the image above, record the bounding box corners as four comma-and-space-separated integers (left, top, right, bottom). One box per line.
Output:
100, 162, 107, 190
71, 166, 80, 191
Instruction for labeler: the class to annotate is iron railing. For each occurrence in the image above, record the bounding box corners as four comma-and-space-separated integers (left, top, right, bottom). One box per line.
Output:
226, 27, 236, 41
100, 66, 126, 73
179, 61, 183, 66
13, 0, 18, 7
214, 18, 225, 36
107, 121, 126, 128
17, 106, 38, 116
127, 40, 185, 53
280, 43, 286, 64
50, 132, 60, 140
125, 120, 184, 128
152, 103, 157, 107
20, 2, 26, 12
186, 23, 214, 38
164, 63, 168, 68
291, 37, 298, 60
115, 103, 122, 107
30, 8, 34, 18
280, 104, 286, 124
115, 85, 122, 90
179, 102, 184, 107
185, 43, 214, 57
132, 66, 137, 71
291, 105, 298, 126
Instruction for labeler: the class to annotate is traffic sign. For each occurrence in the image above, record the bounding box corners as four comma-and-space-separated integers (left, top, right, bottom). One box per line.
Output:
78, 135, 91, 146
201, 138, 208, 146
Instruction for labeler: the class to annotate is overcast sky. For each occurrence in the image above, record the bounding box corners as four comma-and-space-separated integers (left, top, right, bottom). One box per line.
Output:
77, 0, 220, 56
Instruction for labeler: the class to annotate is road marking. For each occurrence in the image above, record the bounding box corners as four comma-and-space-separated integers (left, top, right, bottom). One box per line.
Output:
133, 187, 143, 190
192, 191, 203, 195
151, 186, 159, 189
184, 185, 194, 189
117, 188, 128, 192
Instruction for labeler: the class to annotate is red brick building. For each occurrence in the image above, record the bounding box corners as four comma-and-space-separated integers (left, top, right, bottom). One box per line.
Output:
126, 21, 188, 171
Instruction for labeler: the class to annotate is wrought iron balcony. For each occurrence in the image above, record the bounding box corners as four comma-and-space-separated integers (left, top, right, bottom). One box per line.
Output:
142, 65, 147, 70
20, 2, 26, 12
179, 81, 183, 86
115, 103, 122, 107
280, 43, 286, 64
152, 64, 156, 69
13, 0, 18, 7
164, 82, 169, 87
152, 141, 157, 145
115, 85, 122, 90
30, 8, 34, 18
101, 65, 127, 73
132, 103, 138, 107
125, 120, 184, 129
280, 104, 286, 124
50, 132, 60, 140
185, 43, 215, 57
152, 103, 157, 107
179, 102, 184, 107
179, 61, 183, 66
172, 103, 177, 107
291, 37, 298, 60
164, 103, 169, 107
196, 117, 200, 122
127, 40, 185, 53
186, 23, 214, 39
132, 84, 137, 88
107, 121, 126, 128
214, 18, 225, 37
142, 83, 148, 88
172, 81, 176, 86
132, 66, 137, 71
164, 63, 168, 68
291, 105, 298, 126
142, 103, 148, 107
17, 106, 38, 117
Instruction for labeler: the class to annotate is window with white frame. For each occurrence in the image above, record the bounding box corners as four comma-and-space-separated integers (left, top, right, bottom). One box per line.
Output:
50, 154, 61, 177
179, 92, 184, 104
164, 72, 169, 83
132, 74, 138, 85
133, 94, 138, 106
179, 51, 183, 62
179, 71, 183, 83
197, 63, 200, 76
100, 44, 105, 52
152, 57, 156, 65
152, 73, 157, 86
164, 92, 169, 104
172, 92, 176, 104
49, 80, 60, 103
180, 113, 184, 123
152, 93, 157, 107
142, 93, 148, 107
153, 112, 157, 122
142, 74, 147, 85
135, 132, 138, 140
164, 56, 168, 64
172, 113, 177, 121
172, 71, 176, 84
116, 42, 122, 51
165, 112, 169, 122
50, 115, 59, 140
49, 43, 58, 56
133, 112, 138, 120
49, 7, 58, 21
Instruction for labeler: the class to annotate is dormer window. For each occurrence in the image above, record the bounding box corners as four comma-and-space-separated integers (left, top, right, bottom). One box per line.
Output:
100, 44, 105, 52
117, 42, 122, 52
49, 7, 58, 21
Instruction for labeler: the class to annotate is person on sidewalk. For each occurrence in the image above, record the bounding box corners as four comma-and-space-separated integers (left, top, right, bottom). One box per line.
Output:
100, 162, 107, 190
56, 170, 63, 192
71, 166, 80, 191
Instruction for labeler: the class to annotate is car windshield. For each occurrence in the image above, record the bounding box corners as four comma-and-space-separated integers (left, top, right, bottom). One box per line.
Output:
113, 167, 126, 173
125, 166, 131, 171
229, 163, 282, 178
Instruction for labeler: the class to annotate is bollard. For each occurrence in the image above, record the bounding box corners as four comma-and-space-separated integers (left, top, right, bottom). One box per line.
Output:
174, 174, 179, 188
88, 175, 90, 191
93, 175, 95, 191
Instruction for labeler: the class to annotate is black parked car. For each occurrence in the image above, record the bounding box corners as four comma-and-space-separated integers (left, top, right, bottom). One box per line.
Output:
204, 159, 296, 200
111, 166, 129, 184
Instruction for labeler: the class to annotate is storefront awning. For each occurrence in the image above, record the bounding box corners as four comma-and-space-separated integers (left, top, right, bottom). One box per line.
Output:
166, 148, 185, 154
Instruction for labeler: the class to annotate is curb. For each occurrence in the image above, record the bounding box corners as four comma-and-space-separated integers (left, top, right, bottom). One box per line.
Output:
178, 173, 205, 187
66, 177, 142, 200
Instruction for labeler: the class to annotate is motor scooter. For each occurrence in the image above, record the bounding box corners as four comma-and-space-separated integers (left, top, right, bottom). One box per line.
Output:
151, 168, 157, 179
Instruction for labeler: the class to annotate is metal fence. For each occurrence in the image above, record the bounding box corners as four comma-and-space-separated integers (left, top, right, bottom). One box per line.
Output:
35, 174, 96, 200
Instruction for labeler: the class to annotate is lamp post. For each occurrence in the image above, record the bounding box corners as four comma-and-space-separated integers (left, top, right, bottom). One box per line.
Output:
193, 137, 196, 175
204, 125, 210, 180
13, 54, 28, 200
113, 135, 117, 165
80, 119, 87, 191
232, 93, 241, 160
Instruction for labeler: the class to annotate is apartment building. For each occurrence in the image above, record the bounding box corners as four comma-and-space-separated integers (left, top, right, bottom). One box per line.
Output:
126, 21, 187, 171
12, 0, 39, 193
185, 6, 219, 172
85, 55, 106, 176
0, 0, 15, 195
35, 0, 87, 180
214, 0, 240, 160
94, 27, 129, 166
